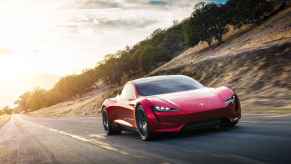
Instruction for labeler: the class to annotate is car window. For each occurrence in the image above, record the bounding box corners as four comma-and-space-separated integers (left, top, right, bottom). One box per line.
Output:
135, 76, 204, 96
120, 83, 136, 100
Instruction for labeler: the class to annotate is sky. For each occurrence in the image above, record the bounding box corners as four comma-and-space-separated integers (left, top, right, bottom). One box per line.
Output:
0, 0, 226, 107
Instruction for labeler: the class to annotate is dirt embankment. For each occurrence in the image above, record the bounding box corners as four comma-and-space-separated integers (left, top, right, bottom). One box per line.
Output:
151, 42, 291, 112
30, 88, 110, 117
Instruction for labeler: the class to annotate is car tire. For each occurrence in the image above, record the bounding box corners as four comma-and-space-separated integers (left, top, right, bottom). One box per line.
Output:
228, 120, 239, 127
222, 119, 239, 128
136, 105, 153, 141
101, 108, 121, 135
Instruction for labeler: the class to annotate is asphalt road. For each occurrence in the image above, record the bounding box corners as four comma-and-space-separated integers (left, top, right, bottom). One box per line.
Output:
0, 114, 291, 164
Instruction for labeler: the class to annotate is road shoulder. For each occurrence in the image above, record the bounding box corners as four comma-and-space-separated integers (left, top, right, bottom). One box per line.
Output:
0, 115, 11, 128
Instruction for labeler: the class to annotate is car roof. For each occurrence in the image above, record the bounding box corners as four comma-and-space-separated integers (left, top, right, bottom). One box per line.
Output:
131, 75, 190, 85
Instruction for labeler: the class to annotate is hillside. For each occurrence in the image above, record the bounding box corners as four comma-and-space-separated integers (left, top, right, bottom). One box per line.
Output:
30, 86, 113, 117
152, 6, 291, 72
151, 6, 291, 112
31, 5, 291, 117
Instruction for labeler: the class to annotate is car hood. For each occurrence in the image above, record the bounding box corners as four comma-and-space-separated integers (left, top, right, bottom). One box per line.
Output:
151, 88, 230, 113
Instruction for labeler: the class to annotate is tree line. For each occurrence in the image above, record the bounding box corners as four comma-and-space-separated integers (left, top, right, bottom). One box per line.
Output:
16, 0, 285, 112
0, 106, 13, 115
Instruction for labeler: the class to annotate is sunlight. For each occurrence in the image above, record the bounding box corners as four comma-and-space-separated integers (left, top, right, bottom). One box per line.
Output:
0, 0, 196, 107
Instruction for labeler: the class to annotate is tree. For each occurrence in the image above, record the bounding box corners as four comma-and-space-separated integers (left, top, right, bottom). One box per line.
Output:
188, 2, 230, 46
16, 89, 48, 112
227, 0, 276, 27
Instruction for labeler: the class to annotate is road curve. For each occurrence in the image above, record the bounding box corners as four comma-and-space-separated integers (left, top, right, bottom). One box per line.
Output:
0, 114, 291, 164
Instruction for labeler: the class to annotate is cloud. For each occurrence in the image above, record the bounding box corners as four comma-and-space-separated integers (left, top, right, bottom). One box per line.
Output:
68, 15, 159, 31
95, 18, 158, 29
77, 0, 122, 9
64, 0, 207, 33
76, 0, 202, 9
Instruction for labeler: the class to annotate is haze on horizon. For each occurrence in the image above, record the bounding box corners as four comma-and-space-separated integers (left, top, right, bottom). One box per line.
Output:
0, 0, 225, 107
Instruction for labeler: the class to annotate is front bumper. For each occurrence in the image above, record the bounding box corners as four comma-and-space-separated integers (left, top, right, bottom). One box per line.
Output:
148, 107, 241, 133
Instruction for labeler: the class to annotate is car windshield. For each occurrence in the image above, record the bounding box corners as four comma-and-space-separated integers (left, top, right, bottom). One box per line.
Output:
135, 76, 205, 96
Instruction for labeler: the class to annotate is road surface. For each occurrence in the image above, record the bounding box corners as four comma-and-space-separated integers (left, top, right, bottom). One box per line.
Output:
0, 114, 291, 164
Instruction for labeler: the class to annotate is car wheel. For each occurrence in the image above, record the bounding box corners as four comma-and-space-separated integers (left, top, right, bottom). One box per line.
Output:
222, 119, 239, 128
228, 120, 239, 127
101, 108, 121, 135
136, 105, 153, 141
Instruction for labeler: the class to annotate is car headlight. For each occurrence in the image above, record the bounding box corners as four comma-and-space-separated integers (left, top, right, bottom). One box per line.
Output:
225, 95, 236, 106
152, 106, 178, 112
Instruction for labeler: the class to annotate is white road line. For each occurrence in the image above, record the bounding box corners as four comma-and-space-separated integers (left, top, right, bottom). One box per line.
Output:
14, 115, 144, 158
240, 121, 260, 123
47, 127, 129, 155
89, 134, 107, 139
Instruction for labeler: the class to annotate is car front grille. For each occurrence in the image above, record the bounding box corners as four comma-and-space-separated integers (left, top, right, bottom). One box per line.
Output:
183, 119, 222, 131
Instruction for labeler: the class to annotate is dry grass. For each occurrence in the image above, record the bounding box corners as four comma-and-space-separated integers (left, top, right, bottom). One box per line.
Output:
246, 107, 291, 115
151, 42, 291, 111
30, 88, 115, 117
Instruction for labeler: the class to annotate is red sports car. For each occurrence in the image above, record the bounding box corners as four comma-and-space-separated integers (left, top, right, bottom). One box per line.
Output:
101, 75, 241, 140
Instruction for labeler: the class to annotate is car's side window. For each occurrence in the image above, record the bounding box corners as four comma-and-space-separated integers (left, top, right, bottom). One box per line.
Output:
120, 83, 136, 101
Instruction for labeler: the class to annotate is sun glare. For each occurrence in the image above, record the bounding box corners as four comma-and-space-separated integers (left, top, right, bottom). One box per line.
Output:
0, 0, 195, 107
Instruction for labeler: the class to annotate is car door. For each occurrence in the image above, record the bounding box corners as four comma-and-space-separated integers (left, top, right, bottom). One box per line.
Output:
118, 83, 137, 127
